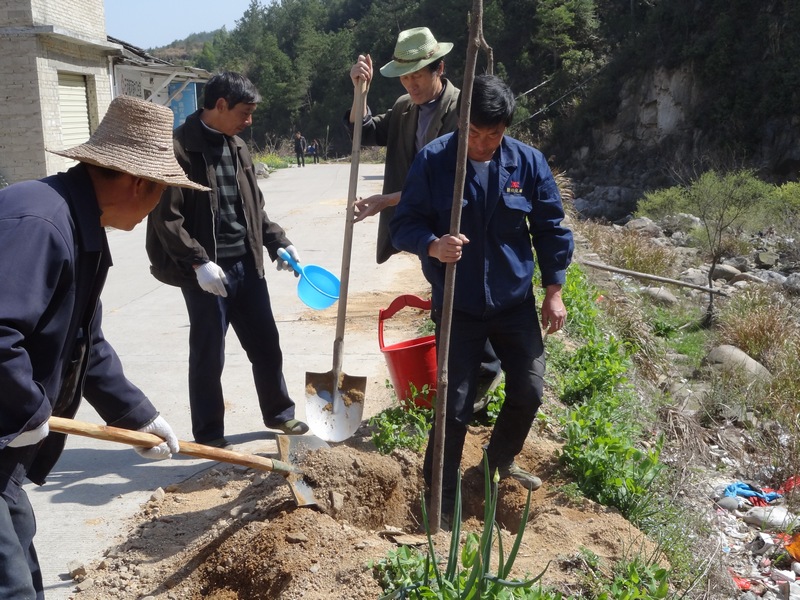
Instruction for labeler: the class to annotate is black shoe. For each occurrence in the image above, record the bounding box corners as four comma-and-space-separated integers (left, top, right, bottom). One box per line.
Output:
197, 437, 233, 449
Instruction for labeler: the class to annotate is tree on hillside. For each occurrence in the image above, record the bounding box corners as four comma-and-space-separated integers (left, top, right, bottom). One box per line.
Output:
639, 170, 772, 325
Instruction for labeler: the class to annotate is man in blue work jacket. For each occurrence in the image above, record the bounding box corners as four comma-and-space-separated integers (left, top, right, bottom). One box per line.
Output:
390, 74, 574, 521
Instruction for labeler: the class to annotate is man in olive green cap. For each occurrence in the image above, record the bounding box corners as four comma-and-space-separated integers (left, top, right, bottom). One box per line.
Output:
347, 27, 456, 263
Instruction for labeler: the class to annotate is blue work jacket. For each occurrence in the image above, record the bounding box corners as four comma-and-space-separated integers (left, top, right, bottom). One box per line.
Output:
390, 132, 574, 317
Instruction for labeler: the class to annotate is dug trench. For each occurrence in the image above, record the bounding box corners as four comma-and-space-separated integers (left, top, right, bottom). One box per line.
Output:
69, 287, 658, 600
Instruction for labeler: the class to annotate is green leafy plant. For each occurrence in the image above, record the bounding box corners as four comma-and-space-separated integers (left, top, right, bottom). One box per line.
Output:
559, 393, 664, 524
557, 338, 631, 406
596, 557, 670, 600
472, 382, 506, 426
369, 382, 433, 455
560, 265, 601, 341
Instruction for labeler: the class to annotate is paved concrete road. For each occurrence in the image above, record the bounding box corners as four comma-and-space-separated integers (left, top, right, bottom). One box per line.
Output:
27, 163, 425, 599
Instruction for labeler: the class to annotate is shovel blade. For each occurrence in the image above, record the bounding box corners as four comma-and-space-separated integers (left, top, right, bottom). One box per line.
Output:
276, 434, 329, 507
305, 370, 366, 442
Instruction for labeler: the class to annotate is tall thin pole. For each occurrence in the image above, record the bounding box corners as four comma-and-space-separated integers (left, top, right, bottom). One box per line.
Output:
429, 0, 485, 533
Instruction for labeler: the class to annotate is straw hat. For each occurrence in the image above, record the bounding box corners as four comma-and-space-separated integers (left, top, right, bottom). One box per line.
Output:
51, 95, 209, 191
379, 27, 454, 78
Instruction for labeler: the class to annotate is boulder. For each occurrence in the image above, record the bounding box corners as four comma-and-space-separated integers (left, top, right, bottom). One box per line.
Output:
624, 216, 663, 237
785, 273, 800, 295
679, 267, 709, 287
640, 286, 678, 306
703, 345, 771, 383
712, 263, 741, 282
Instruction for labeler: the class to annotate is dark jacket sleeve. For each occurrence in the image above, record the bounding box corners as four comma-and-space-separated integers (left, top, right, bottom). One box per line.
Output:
527, 152, 574, 287
82, 304, 157, 429
0, 215, 65, 447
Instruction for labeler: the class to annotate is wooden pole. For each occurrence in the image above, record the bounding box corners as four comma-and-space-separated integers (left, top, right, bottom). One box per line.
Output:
429, 0, 484, 533
579, 260, 729, 296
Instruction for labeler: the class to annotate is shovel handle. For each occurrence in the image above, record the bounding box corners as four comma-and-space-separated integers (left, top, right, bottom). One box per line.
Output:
48, 416, 299, 475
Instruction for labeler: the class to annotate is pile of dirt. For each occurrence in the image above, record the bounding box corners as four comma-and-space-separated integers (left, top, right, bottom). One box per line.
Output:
69, 424, 658, 599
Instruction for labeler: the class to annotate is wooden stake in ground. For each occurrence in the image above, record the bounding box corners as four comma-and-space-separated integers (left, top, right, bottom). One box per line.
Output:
429, 0, 486, 533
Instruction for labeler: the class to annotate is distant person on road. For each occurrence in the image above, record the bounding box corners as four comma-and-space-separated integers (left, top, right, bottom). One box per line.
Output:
146, 71, 309, 449
390, 75, 575, 522
346, 26, 502, 405
294, 131, 307, 167
0, 95, 190, 599
307, 138, 320, 164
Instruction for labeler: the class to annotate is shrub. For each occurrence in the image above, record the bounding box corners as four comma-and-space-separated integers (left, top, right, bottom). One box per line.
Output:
251, 151, 292, 170
577, 224, 678, 278
765, 181, 800, 237
716, 286, 799, 369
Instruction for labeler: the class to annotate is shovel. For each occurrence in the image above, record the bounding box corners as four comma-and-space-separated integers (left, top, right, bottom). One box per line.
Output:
47, 416, 325, 507
305, 79, 368, 443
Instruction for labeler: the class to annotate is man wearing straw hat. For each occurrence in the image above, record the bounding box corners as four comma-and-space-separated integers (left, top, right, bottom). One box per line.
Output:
0, 94, 199, 599
146, 71, 309, 449
347, 26, 503, 406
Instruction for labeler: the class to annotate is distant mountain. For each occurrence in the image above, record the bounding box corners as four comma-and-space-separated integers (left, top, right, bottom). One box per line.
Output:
149, 29, 222, 64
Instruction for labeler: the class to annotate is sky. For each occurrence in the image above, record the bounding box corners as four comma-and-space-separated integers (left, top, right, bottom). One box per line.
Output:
104, 0, 254, 49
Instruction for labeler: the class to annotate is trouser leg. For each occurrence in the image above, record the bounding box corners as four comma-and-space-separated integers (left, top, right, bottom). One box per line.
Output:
479, 340, 501, 381
182, 286, 229, 442
0, 489, 42, 600
484, 298, 545, 469
227, 254, 295, 425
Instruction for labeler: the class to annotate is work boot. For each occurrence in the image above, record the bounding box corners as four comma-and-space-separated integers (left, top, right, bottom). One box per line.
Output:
266, 418, 309, 435
478, 460, 542, 491
473, 371, 503, 413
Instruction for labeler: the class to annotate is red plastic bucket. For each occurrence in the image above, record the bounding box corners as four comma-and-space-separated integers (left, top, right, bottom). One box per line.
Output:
378, 295, 437, 408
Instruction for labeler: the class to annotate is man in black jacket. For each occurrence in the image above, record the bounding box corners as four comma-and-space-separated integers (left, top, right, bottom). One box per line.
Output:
294, 131, 307, 167
147, 72, 309, 448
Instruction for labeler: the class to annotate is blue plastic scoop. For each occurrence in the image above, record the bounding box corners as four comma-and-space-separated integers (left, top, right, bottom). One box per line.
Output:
277, 248, 339, 310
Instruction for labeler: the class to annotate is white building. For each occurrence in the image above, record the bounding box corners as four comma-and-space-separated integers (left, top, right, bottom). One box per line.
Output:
0, 0, 210, 184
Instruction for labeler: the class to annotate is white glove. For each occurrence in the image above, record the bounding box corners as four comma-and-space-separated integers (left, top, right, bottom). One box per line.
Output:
7, 421, 50, 448
195, 262, 228, 297
134, 415, 180, 460
276, 245, 301, 277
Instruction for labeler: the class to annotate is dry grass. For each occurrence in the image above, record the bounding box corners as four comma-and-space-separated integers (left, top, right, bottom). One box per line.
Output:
716, 286, 800, 369
715, 289, 800, 488
576, 221, 678, 278
601, 294, 668, 382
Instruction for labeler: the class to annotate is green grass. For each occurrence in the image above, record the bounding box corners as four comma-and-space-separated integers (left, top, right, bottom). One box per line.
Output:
251, 151, 293, 170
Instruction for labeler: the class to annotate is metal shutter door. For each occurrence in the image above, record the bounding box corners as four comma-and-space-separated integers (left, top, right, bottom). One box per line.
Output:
58, 73, 90, 148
